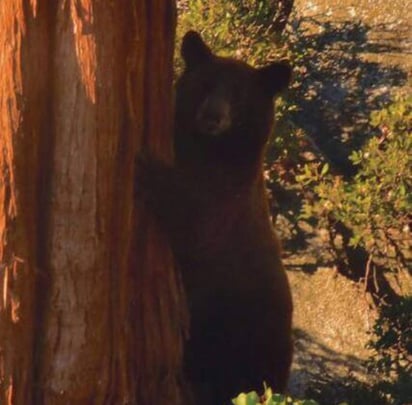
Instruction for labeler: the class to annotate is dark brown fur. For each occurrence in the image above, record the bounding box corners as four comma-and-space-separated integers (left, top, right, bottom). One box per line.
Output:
136, 31, 293, 404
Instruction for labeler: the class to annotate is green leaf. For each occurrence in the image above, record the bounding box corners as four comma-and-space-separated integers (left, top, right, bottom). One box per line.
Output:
349, 234, 362, 247
271, 393, 286, 404
320, 162, 329, 176
232, 391, 260, 405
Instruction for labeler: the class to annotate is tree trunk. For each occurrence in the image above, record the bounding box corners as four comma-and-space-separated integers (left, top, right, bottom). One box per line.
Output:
0, 1, 185, 404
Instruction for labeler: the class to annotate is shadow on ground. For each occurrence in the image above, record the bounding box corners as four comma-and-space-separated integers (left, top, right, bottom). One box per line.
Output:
268, 16, 410, 272
290, 328, 388, 404
288, 18, 408, 176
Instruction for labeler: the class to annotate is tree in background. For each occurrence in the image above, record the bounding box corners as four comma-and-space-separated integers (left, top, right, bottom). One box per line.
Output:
0, 1, 186, 404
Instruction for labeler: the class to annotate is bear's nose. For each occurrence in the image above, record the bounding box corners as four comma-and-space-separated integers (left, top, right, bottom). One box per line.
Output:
197, 98, 231, 136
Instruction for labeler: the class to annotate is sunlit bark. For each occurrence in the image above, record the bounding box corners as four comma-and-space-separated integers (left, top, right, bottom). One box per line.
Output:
0, 1, 184, 404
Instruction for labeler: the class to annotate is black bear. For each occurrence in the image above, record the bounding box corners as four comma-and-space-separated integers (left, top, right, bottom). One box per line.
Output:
136, 31, 293, 404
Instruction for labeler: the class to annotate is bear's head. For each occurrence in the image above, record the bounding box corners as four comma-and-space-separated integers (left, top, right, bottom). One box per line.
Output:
175, 30, 291, 166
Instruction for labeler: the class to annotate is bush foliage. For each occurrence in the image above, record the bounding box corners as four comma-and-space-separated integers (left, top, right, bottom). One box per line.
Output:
367, 296, 412, 404
176, 0, 290, 67
297, 95, 411, 275
232, 386, 321, 405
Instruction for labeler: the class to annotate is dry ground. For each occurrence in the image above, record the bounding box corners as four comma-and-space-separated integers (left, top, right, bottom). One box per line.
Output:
282, 0, 411, 402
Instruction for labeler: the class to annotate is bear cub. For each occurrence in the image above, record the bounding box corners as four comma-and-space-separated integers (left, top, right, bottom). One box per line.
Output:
136, 31, 293, 405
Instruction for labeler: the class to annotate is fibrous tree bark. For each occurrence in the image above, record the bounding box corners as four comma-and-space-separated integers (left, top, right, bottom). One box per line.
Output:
0, 1, 185, 404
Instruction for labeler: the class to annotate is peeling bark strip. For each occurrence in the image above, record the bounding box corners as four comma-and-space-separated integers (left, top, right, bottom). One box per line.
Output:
0, 1, 50, 404
0, 1, 183, 404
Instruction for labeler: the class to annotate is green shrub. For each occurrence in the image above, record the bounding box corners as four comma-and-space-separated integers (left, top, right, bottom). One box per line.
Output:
367, 296, 412, 404
232, 386, 322, 405
176, 0, 290, 69
296, 94, 412, 274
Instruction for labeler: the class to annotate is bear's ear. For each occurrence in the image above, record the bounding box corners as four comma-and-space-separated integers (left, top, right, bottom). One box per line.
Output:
181, 30, 212, 69
257, 62, 292, 97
